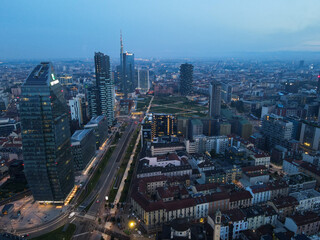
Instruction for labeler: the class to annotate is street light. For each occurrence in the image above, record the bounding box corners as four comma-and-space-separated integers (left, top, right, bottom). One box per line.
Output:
129, 220, 136, 229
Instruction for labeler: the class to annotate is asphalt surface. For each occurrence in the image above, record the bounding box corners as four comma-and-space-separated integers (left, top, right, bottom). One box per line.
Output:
85, 120, 136, 218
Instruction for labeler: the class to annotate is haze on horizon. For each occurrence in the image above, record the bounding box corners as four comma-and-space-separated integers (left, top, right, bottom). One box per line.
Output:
1, 0, 320, 60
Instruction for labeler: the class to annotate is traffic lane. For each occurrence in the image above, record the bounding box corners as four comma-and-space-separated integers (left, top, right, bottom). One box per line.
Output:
86, 122, 134, 215
89, 122, 135, 215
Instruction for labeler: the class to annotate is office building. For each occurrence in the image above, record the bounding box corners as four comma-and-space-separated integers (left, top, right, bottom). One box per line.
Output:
71, 129, 96, 171
94, 52, 114, 126
121, 52, 135, 95
0, 118, 20, 137
189, 119, 203, 139
261, 114, 293, 150
84, 115, 108, 148
209, 82, 221, 118
299, 121, 320, 151
221, 83, 232, 104
69, 97, 83, 126
151, 114, 177, 140
137, 68, 150, 93
86, 84, 99, 119
179, 63, 193, 96
20, 62, 74, 203
318, 73, 320, 95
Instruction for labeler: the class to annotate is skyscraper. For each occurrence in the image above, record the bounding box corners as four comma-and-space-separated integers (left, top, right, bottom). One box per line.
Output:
20, 62, 74, 203
93, 52, 114, 126
122, 52, 135, 95
317, 73, 320, 95
221, 83, 232, 103
137, 68, 150, 93
119, 32, 136, 95
209, 81, 221, 118
179, 63, 193, 96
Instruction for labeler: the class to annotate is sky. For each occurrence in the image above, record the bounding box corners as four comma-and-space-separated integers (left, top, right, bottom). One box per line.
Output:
1, 0, 320, 60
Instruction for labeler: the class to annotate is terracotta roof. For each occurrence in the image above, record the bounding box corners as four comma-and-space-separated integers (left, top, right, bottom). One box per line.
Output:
300, 162, 320, 176
229, 190, 252, 202
222, 209, 246, 222
290, 212, 320, 226
195, 183, 220, 192
242, 165, 267, 173
163, 198, 196, 211
271, 196, 298, 209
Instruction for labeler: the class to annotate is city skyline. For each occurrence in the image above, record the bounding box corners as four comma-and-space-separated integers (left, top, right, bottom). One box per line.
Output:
2, 0, 320, 59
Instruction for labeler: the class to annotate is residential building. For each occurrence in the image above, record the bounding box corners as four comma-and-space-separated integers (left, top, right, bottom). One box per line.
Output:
290, 189, 320, 212
209, 81, 221, 118
69, 97, 83, 126
94, 52, 114, 126
179, 63, 193, 96
284, 212, 320, 236
151, 114, 177, 140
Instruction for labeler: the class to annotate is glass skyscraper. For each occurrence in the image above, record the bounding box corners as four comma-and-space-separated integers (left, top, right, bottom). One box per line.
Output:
209, 81, 222, 118
20, 62, 74, 203
121, 52, 135, 95
179, 63, 193, 96
93, 52, 114, 126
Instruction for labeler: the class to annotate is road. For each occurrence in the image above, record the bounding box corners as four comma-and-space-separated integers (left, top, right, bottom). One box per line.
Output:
15, 126, 119, 238
85, 120, 136, 218
72, 120, 137, 240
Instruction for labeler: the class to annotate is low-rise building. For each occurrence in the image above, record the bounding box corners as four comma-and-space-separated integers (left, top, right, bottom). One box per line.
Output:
285, 173, 317, 193
284, 212, 320, 236
241, 165, 270, 186
290, 189, 320, 212
151, 142, 185, 156
71, 129, 96, 171
84, 115, 108, 148
268, 196, 299, 222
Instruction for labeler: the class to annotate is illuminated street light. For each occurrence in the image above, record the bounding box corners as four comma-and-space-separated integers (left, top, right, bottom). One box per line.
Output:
129, 220, 136, 229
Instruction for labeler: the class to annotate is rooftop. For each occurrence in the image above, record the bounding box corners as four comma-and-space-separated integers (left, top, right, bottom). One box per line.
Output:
23, 62, 56, 86
71, 129, 93, 142
289, 189, 320, 201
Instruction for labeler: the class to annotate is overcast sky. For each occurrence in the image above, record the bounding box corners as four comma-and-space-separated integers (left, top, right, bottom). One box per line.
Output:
1, 0, 320, 60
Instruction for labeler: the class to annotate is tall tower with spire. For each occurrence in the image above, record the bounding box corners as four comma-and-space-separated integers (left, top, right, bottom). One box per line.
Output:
120, 30, 124, 70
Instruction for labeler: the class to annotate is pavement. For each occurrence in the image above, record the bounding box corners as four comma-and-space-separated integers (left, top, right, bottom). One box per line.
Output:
0, 196, 68, 235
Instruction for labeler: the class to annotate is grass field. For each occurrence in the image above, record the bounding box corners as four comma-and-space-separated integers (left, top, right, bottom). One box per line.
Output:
31, 224, 76, 240
150, 96, 207, 117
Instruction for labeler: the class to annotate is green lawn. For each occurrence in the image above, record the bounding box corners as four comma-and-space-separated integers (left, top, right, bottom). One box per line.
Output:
31, 224, 76, 240
136, 96, 152, 111
108, 128, 140, 203
150, 96, 207, 117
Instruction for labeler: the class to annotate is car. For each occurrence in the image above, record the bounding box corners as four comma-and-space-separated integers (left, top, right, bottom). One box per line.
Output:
96, 200, 100, 203
68, 212, 75, 219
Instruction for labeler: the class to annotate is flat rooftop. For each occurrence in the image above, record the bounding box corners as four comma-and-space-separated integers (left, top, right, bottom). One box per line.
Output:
290, 189, 320, 201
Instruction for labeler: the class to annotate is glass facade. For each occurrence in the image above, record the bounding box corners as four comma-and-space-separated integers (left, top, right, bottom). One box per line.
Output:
20, 62, 74, 203
122, 52, 135, 95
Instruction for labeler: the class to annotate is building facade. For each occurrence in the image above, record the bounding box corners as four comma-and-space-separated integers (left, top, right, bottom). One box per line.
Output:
20, 62, 74, 203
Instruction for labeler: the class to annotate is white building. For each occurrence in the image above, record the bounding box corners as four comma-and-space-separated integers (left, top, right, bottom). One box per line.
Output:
250, 153, 270, 167
69, 97, 83, 126
290, 189, 320, 212
246, 184, 271, 205
193, 135, 229, 154
195, 196, 209, 219
283, 159, 300, 175
140, 154, 181, 167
